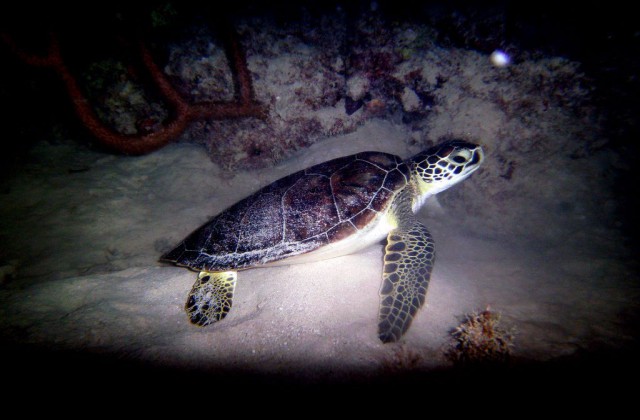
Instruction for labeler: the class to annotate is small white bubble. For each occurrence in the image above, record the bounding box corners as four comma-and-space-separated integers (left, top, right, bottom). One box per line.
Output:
490, 50, 510, 67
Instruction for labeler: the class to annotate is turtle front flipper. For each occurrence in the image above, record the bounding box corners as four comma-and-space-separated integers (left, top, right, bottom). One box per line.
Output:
186, 271, 237, 326
378, 220, 435, 343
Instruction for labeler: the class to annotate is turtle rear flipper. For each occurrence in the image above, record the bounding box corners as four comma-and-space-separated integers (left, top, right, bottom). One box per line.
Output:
186, 271, 237, 326
378, 219, 435, 343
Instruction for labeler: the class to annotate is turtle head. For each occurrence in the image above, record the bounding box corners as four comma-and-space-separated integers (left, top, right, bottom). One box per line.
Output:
410, 140, 484, 211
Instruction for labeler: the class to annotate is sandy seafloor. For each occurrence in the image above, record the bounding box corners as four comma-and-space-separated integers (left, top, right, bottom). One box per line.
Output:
0, 118, 638, 396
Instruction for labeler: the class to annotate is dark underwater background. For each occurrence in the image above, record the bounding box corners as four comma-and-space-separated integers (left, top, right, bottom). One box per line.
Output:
0, 0, 638, 402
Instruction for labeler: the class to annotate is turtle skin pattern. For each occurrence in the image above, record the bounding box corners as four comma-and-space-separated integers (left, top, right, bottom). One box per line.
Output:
377, 187, 435, 342
186, 271, 237, 326
378, 222, 434, 342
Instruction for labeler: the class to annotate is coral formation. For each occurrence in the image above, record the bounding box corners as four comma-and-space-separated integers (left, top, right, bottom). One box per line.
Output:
447, 306, 515, 366
2, 4, 612, 238
1, 25, 266, 155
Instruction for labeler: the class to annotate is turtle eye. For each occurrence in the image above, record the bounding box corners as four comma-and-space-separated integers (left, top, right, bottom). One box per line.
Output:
449, 149, 471, 164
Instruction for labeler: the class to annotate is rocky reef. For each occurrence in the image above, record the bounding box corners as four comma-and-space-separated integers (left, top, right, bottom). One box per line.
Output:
1, 2, 625, 239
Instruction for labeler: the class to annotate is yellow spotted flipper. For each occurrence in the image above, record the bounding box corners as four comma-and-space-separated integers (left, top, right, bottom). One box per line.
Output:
186, 271, 237, 326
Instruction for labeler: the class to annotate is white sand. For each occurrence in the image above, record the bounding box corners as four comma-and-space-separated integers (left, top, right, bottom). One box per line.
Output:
0, 119, 636, 387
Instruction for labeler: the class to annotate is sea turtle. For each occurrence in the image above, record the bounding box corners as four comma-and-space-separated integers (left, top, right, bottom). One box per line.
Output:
161, 139, 484, 342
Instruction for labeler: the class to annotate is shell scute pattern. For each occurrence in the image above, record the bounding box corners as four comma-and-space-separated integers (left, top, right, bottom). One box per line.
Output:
331, 160, 385, 220
165, 152, 409, 271
283, 175, 336, 242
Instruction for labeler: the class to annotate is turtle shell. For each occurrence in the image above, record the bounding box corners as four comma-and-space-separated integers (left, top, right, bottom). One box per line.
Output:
161, 152, 411, 271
